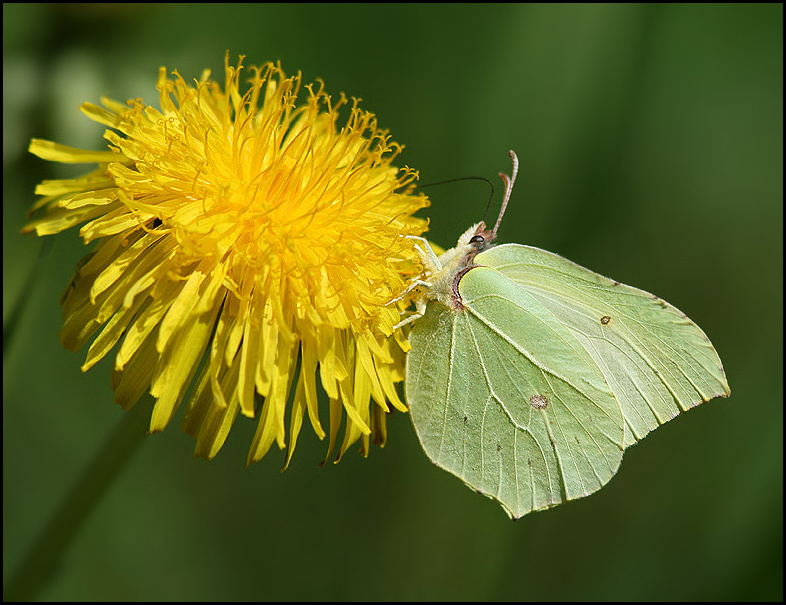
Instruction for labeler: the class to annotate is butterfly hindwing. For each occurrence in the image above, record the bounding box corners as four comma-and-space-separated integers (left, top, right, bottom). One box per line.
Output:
407, 265, 624, 518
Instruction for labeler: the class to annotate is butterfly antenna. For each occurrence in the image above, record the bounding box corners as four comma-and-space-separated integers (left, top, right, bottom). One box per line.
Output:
417, 176, 496, 215
492, 150, 519, 238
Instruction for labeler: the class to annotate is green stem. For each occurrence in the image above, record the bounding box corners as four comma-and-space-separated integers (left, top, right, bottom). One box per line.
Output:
3, 399, 152, 602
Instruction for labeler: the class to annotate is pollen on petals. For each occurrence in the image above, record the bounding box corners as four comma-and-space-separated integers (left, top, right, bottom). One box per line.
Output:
26, 54, 429, 466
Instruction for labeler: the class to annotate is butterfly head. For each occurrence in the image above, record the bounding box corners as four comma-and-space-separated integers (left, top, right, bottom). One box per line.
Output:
457, 150, 519, 262
435, 151, 520, 277
469, 222, 497, 251
453, 221, 495, 264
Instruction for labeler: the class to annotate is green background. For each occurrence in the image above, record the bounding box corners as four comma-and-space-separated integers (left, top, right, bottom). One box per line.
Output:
4, 3, 782, 601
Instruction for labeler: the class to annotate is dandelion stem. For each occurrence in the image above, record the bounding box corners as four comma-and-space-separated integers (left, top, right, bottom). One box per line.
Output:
3, 238, 53, 358
3, 399, 152, 602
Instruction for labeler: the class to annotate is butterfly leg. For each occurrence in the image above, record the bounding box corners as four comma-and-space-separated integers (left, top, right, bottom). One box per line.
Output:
387, 278, 432, 305
392, 296, 428, 330
388, 277, 432, 330
404, 235, 442, 274
389, 235, 442, 330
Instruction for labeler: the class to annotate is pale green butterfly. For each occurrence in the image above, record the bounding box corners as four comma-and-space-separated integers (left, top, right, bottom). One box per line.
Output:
397, 151, 730, 519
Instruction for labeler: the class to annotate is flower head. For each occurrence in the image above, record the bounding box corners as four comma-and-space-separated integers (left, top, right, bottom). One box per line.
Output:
26, 55, 429, 466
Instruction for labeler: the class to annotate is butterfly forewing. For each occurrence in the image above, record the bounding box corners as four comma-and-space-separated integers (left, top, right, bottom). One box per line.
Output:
476, 244, 730, 447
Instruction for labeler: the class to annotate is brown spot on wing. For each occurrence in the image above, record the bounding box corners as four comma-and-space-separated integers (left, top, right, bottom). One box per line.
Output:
529, 394, 549, 410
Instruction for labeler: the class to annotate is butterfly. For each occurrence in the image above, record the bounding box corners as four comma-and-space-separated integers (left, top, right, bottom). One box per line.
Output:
398, 151, 730, 519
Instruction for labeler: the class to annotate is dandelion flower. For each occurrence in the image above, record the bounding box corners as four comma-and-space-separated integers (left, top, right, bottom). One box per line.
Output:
25, 55, 429, 467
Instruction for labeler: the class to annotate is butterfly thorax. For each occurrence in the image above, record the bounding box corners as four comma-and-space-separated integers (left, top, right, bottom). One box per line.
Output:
420, 221, 496, 309
393, 220, 500, 328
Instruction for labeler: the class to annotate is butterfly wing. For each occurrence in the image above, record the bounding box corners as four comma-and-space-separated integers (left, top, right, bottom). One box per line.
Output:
476, 244, 730, 448
406, 265, 624, 519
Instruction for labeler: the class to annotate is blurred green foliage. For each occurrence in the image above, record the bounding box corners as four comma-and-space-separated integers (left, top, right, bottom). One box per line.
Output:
3, 3, 782, 601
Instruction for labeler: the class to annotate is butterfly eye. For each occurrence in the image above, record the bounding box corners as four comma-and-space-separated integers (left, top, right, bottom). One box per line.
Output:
469, 234, 485, 248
